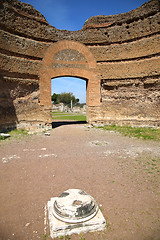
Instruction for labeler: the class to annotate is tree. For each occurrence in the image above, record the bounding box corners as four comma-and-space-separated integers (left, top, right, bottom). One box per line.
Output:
51, 93, 59, 104
51, 92, 79, 106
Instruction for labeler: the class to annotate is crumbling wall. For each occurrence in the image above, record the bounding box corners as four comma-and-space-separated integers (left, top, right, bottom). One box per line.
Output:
0, 0, 159, 130
0, 0, 51, 130
86, 0, 160, 126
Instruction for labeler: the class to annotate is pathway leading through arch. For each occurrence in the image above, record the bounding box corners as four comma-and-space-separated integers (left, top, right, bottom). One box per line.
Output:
39, 40, 101, 124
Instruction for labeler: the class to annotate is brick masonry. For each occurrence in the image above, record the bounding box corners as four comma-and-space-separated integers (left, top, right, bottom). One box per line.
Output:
0, 0, 160, 130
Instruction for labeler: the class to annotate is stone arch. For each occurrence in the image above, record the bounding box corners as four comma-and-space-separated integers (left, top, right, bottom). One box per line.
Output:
39, 40, 101, 123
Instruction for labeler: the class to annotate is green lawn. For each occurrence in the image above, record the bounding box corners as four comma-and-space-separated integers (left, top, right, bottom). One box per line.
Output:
97, 125, 160, 141
52, 112, 86, 122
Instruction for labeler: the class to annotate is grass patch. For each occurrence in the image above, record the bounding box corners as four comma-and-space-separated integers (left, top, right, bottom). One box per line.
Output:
0, 135, 6, 140
144, 158, 160, 174
52, 112, 86, 122
98, 125, 160, 141
43, 234, 48, 240
52, 111, 67, 115
52, 111, 64, 114
0, 129, 28, 141
9, 128, 28, 136
53, 115, 86, 121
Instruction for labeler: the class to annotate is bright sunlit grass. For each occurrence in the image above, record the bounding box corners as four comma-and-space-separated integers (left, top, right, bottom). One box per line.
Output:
0, 129, 29, 141
52, 112, 86, 122
98, 125, 160, 141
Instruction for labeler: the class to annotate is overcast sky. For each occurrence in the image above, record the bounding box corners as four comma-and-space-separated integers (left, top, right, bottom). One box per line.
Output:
20, 0, 147, 103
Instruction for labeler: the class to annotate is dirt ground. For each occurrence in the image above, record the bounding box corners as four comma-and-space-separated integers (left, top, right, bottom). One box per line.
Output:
0, 122, 160, 240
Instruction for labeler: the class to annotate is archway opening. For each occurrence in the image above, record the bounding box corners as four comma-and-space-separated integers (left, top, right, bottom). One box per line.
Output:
39, 40, 100, 127
51, 76, 87, 128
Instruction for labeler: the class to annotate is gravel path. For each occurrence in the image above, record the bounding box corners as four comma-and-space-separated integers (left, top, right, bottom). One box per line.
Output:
0, 122, 160, 240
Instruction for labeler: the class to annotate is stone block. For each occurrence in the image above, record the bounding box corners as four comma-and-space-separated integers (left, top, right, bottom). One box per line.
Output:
47, 189, 106, 238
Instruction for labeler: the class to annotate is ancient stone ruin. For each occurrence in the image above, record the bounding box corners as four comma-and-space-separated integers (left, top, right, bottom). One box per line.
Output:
47, 189, 106, 238
0, 0, 160, 131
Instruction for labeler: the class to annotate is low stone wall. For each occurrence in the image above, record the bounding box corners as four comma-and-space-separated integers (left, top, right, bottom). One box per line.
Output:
0, 0, 159, 130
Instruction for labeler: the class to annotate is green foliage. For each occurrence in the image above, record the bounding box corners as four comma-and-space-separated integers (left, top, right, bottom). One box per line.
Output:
9, 129, 28, 136
59, 236, 70, 240
0, 129, 28, 141
43, 234, 47, 240
51, 92, 79, 106
98, 125, 160, 141
52, 93, 59, 103
0, 135, 5, 140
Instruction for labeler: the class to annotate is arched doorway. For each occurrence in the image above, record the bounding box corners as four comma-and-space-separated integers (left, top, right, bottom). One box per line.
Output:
39, 40, 100, 124
51, 76, 87, 126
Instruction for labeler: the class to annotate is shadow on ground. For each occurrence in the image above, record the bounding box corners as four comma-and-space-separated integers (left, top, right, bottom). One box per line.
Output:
52, 121, 87, 129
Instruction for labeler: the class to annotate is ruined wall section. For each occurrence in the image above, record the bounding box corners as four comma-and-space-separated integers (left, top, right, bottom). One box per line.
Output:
0, 0, 56, 130
0, 0, 159, 129
85, 0, 160, 126
0, 0, 102, 129
0, 1, 43, 129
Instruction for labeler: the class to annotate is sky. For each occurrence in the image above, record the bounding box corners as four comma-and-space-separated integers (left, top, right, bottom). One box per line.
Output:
20, 0, 147, 103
